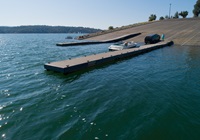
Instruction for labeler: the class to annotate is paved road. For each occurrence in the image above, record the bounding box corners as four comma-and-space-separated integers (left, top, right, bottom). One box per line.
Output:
85, 18, 200, 46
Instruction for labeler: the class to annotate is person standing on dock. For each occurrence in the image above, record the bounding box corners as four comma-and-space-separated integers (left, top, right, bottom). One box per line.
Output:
161, 34, 165, 41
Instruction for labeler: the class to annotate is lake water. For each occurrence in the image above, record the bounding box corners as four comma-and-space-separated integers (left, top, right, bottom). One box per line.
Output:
0, 34, 200, 140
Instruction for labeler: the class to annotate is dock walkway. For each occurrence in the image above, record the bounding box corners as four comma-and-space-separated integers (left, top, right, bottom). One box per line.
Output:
44, 41, 173, 74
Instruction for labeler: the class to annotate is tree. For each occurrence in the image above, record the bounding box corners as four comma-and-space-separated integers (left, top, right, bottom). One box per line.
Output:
165, 15, 169, 19
108, 26, 114, 30
179, 11, 189, 18
174, 11, 179, 18
0, 25, 101, 33
149, 14, 157, 21
159, 16, 164, 20
193, 0, 200, 17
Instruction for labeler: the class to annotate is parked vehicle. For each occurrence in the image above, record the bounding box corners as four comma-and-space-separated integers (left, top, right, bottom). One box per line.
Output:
144, 34, 160, 44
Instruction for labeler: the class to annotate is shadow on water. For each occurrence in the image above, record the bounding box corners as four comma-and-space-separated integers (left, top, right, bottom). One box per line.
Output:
44, 56, 133, 83
44, 70, 82, 84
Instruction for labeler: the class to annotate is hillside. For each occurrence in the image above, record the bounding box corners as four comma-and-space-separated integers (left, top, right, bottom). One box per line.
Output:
0, 25, 101, 33
82, 18, 200, 46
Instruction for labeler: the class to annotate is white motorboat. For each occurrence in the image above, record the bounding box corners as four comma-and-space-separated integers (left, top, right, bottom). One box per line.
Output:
108, 41, 139, 51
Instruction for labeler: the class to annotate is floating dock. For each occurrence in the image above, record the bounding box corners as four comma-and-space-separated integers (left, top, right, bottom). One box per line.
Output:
44, 41, 174, 74
56, 33, 141, 46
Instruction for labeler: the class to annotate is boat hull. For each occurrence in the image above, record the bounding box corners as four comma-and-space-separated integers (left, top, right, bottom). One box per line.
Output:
108, 42, 138, 51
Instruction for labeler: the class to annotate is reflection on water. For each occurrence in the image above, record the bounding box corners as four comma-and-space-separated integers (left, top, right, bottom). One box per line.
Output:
0, 34, 200, 140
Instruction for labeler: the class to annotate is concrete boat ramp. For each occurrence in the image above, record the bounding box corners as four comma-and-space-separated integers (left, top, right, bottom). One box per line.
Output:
44, 41, 173, 74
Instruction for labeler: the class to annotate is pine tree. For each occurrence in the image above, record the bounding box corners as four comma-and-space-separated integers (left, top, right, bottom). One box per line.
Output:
193, 0, 200, 17
174, 11, 179, 18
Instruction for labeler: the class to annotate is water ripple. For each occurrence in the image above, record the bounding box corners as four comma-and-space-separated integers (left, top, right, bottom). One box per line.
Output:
1, 34, 200, 139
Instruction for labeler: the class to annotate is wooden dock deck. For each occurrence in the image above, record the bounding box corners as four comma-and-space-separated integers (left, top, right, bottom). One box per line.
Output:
44, 41, 173, 74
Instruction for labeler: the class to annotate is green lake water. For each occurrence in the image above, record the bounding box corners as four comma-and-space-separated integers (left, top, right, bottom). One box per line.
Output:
0, 34, 200, 140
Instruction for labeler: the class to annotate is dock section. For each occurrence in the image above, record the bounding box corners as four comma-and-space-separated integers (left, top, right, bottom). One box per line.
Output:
56, 33, 141, 46
45, 41, 174, 74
